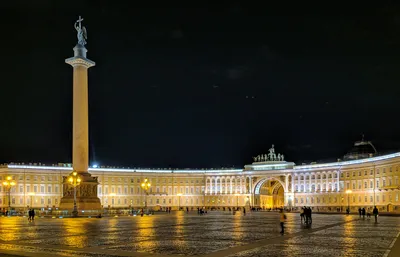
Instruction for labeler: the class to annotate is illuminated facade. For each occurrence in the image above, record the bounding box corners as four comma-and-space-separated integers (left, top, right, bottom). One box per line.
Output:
1, 143, 400, 213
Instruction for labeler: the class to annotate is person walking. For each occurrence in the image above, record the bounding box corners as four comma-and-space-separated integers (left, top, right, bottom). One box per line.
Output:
358, 208, 362, 218
300, 207, 305, 223
28, 209, 32, 221
279, 209, 287, 234
373, 206, 379, 223
31, 209, 35, 221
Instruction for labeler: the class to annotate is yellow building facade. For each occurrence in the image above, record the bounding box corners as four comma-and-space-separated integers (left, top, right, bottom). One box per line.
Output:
1, 144, 400, 213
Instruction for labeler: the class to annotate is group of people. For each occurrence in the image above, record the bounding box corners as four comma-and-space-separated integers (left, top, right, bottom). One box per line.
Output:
358, 206, 379, 223
300, 206, 313, 224
28, 209, 35, 221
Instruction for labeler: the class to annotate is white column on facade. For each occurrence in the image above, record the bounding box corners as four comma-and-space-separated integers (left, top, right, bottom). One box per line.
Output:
225, 177, 228, 194
215, 177, 218, 195
240, 177, 243, 193
250, 176, 253, 194
205, 178, 208, 194
309, 173, 312, 192
210, 177, 213, 195
230, 177, 233, 194
291, 174, 295, 192
320, 172, 323, 191
304, 173, 306, 192
220, 177, 223, 194
298, 175, 301, 192
285, 175, 289, 192
337, 171, 340, 192
234, 177, 237, 193
326, 172, 329, 191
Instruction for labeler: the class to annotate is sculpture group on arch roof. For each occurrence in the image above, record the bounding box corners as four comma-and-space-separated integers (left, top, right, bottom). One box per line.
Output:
253, 144, 285, 162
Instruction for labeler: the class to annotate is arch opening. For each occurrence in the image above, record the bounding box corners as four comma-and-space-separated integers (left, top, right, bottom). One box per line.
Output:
254, 178, 285, 210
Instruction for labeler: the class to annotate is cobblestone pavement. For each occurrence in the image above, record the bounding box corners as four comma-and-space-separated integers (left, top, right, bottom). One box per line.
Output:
0, 212, 399, 257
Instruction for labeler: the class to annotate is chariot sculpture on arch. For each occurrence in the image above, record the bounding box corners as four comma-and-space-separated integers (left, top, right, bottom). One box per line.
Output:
253, 144, 285, 162
75, 16, 87, 46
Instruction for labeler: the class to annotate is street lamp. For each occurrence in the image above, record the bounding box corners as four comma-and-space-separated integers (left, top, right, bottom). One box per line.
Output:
177, 193, 182, 210
346, 189, 352, 213
141, 178, 151, 209
3, 176, 16, 216
109, 193, 116, 213
67, 171, 82, 217
28, 192, 35, 209
234, 194, 240, 210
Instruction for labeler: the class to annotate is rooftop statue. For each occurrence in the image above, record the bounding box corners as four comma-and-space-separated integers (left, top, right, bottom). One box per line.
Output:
253, 144, 285, 163
75, 16, 87, 46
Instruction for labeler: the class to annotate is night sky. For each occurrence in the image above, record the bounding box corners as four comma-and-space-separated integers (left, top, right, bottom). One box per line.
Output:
1, 2, 400, 168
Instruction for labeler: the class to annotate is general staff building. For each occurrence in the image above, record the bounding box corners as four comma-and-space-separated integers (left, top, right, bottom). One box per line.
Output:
1, 140, 400, 213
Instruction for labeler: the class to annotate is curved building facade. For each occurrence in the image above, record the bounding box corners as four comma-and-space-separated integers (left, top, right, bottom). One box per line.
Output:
1, 144, 400, 213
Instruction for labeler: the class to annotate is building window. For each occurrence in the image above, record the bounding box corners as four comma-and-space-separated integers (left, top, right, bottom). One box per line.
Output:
364, 182, 367, 189
364, 196, 367, 202
358, 171, 361, 176
377, 180, 380, 188
48, 186, 52, 193
370, 181, 373, 188
48, 198, 51, 205
370, 196, 373, 202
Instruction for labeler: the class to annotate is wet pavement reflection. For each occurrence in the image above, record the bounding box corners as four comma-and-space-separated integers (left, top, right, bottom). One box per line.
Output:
0, 212, 399, 256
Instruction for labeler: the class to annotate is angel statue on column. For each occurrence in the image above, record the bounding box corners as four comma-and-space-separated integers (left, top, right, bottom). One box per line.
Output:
75, 16, 87, 45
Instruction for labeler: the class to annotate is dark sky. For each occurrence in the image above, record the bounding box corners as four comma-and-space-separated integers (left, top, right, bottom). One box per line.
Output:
1, 2, 400, 168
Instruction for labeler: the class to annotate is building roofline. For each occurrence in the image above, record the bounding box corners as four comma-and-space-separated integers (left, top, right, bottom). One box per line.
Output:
295, 152, 400, 170
5, 151, 400, 173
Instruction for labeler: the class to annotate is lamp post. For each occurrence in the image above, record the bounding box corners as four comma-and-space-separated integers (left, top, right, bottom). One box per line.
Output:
67, 172, 82, 217
109, 193, 116, 214
141, 178, 151, 209
3, 176, 16, 216
346, 189, 352, 213
234, 194, 240, 210
28, 192, 35, 209
177, 193, 182, 210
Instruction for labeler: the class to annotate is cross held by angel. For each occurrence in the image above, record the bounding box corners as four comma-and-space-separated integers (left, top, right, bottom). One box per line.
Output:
75, 16, 87, 46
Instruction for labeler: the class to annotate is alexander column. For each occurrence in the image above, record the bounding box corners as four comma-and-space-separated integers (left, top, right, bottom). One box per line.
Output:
59, 16, 101, 215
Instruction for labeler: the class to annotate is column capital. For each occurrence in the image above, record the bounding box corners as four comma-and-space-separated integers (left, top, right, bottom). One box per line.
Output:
66, 56, 95, 68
